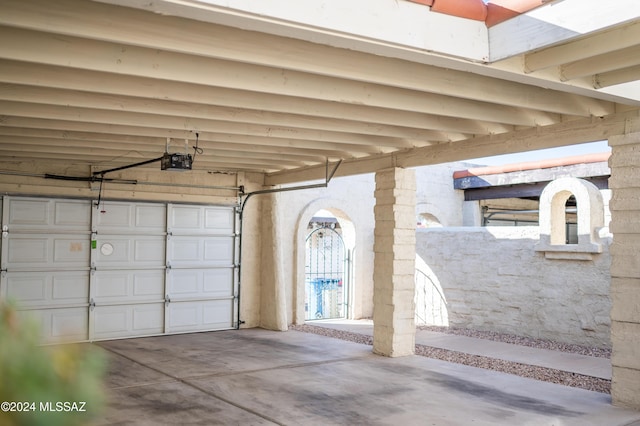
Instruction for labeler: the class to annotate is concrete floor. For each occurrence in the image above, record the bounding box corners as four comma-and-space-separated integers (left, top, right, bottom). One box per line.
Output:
95, 327, 640, 426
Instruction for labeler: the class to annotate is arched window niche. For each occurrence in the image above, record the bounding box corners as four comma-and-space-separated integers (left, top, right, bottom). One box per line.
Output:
535, 177, 604, 260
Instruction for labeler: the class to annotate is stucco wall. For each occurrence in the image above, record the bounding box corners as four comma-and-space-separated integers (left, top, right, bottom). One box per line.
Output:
416, 226, 612, 348
271, 163, 472, 325
270, 174, 377, 324
415, 164, 468, 227
266, 163, 614, 349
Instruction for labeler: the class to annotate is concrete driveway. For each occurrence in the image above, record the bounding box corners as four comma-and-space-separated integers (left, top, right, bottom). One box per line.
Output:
95, 328, 640, 426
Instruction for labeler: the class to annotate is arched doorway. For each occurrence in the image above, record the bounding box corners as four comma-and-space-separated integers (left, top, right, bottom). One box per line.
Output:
305, 214, 348, 320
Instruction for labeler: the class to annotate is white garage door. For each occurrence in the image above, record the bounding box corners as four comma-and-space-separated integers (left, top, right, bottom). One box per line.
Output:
0, 197, 92, 343
0, 196, 239, 343
165, 205, 238, 333
91, 201, 168, 340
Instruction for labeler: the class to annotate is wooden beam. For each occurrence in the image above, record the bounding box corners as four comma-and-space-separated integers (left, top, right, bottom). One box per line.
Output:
489, 0, 640, 61
561, 45, 640, 81
0, 60, 512, 136
0, 147, 291, 173
0, 127, 333, 163
0, 100, 412, 149
0, 135, 326, 166
0, 0, 613, 117
0, 83, 455, 143
595, 65, 640, 89
0, 117, 383, 157
265, 109, 640, 185
525, 20, 640, 73
0, 27, 565, 127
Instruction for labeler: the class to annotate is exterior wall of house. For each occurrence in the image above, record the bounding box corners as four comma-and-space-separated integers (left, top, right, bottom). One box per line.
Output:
0, 158, 267, 328
273, 163, 472, 325
270, 174, 377, 324
415, 164, 468, 227
2, 157, 615, 348
415, 226, 612, 348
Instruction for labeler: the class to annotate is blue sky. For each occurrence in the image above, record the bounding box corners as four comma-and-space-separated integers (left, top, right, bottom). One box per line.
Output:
467, 140, 610, 166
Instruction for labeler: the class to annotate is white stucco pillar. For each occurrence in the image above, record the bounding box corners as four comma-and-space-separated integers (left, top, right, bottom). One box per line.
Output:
609, 131, 640, 409
260, 192, 288, 331
372, 167, 416, 357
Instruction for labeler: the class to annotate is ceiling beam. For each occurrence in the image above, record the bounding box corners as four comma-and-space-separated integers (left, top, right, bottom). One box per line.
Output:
595, 65, 640, 89
0, 27, 567, 127
0, 115, 384, 157
265, 110, 640, 185
0, 100, 418, 149
0, 60, 513, 136
525, 20, 640, 73
561, 45, 640, 82
0, 144, 303, 172
0, 0, 614, 117
0, 127, 333, 163
0, 134, 327, 166
489, 0, 640, 61
0, 83, 455, 143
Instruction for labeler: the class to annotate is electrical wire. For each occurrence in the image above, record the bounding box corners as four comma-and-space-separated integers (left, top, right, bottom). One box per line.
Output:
192, 132, 203, 162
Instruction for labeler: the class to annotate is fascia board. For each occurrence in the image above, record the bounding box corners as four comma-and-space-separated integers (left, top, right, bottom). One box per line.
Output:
96, 0, 489, 62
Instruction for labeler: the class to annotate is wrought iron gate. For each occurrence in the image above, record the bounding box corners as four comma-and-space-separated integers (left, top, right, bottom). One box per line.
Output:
305, 224, 347, 320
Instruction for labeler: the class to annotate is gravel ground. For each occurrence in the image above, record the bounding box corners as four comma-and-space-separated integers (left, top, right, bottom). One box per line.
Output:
418, 325, 611, 359
290, 324, 611, 394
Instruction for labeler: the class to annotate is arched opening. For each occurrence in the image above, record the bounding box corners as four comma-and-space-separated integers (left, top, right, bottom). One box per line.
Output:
303, 209, 355, 321
550, 190, 573, 245
417, 212, 443, 228
535, 177, 604, 259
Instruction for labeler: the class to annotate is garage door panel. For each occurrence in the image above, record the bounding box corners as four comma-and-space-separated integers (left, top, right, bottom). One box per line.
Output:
3, 271, 89, 307
92, 303, 164, 340
205, 208, 235, 232
7, 237, 48, 264
93, 236, 165, 268
18, 307, 88, 343
54, 201, 92, 229
5, 235, 89, 270
204, 239, 234, 264
168, 236, 234, 267
168, 268, 233, 300
53, 238, 89, 263
93, 202, 166, 234
168, 205, 235, 235
93, 270, 164, 303
4, 198, 90, 232
166, 300, 232, 333
134, 239, 166, 262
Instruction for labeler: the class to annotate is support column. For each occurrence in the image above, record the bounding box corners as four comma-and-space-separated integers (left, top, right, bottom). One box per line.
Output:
609, 131, 640, 409
259, 192, 288, 331
372, 167, 416, 357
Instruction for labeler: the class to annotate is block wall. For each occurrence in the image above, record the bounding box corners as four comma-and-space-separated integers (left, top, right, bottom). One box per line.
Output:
609, 132, 640, 409
372, 167, 416, 357
416, 226, 612, 348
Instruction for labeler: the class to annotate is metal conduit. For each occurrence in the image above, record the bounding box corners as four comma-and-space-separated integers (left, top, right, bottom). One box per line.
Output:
235, 160, 341, 329
0, 170, 241, 191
